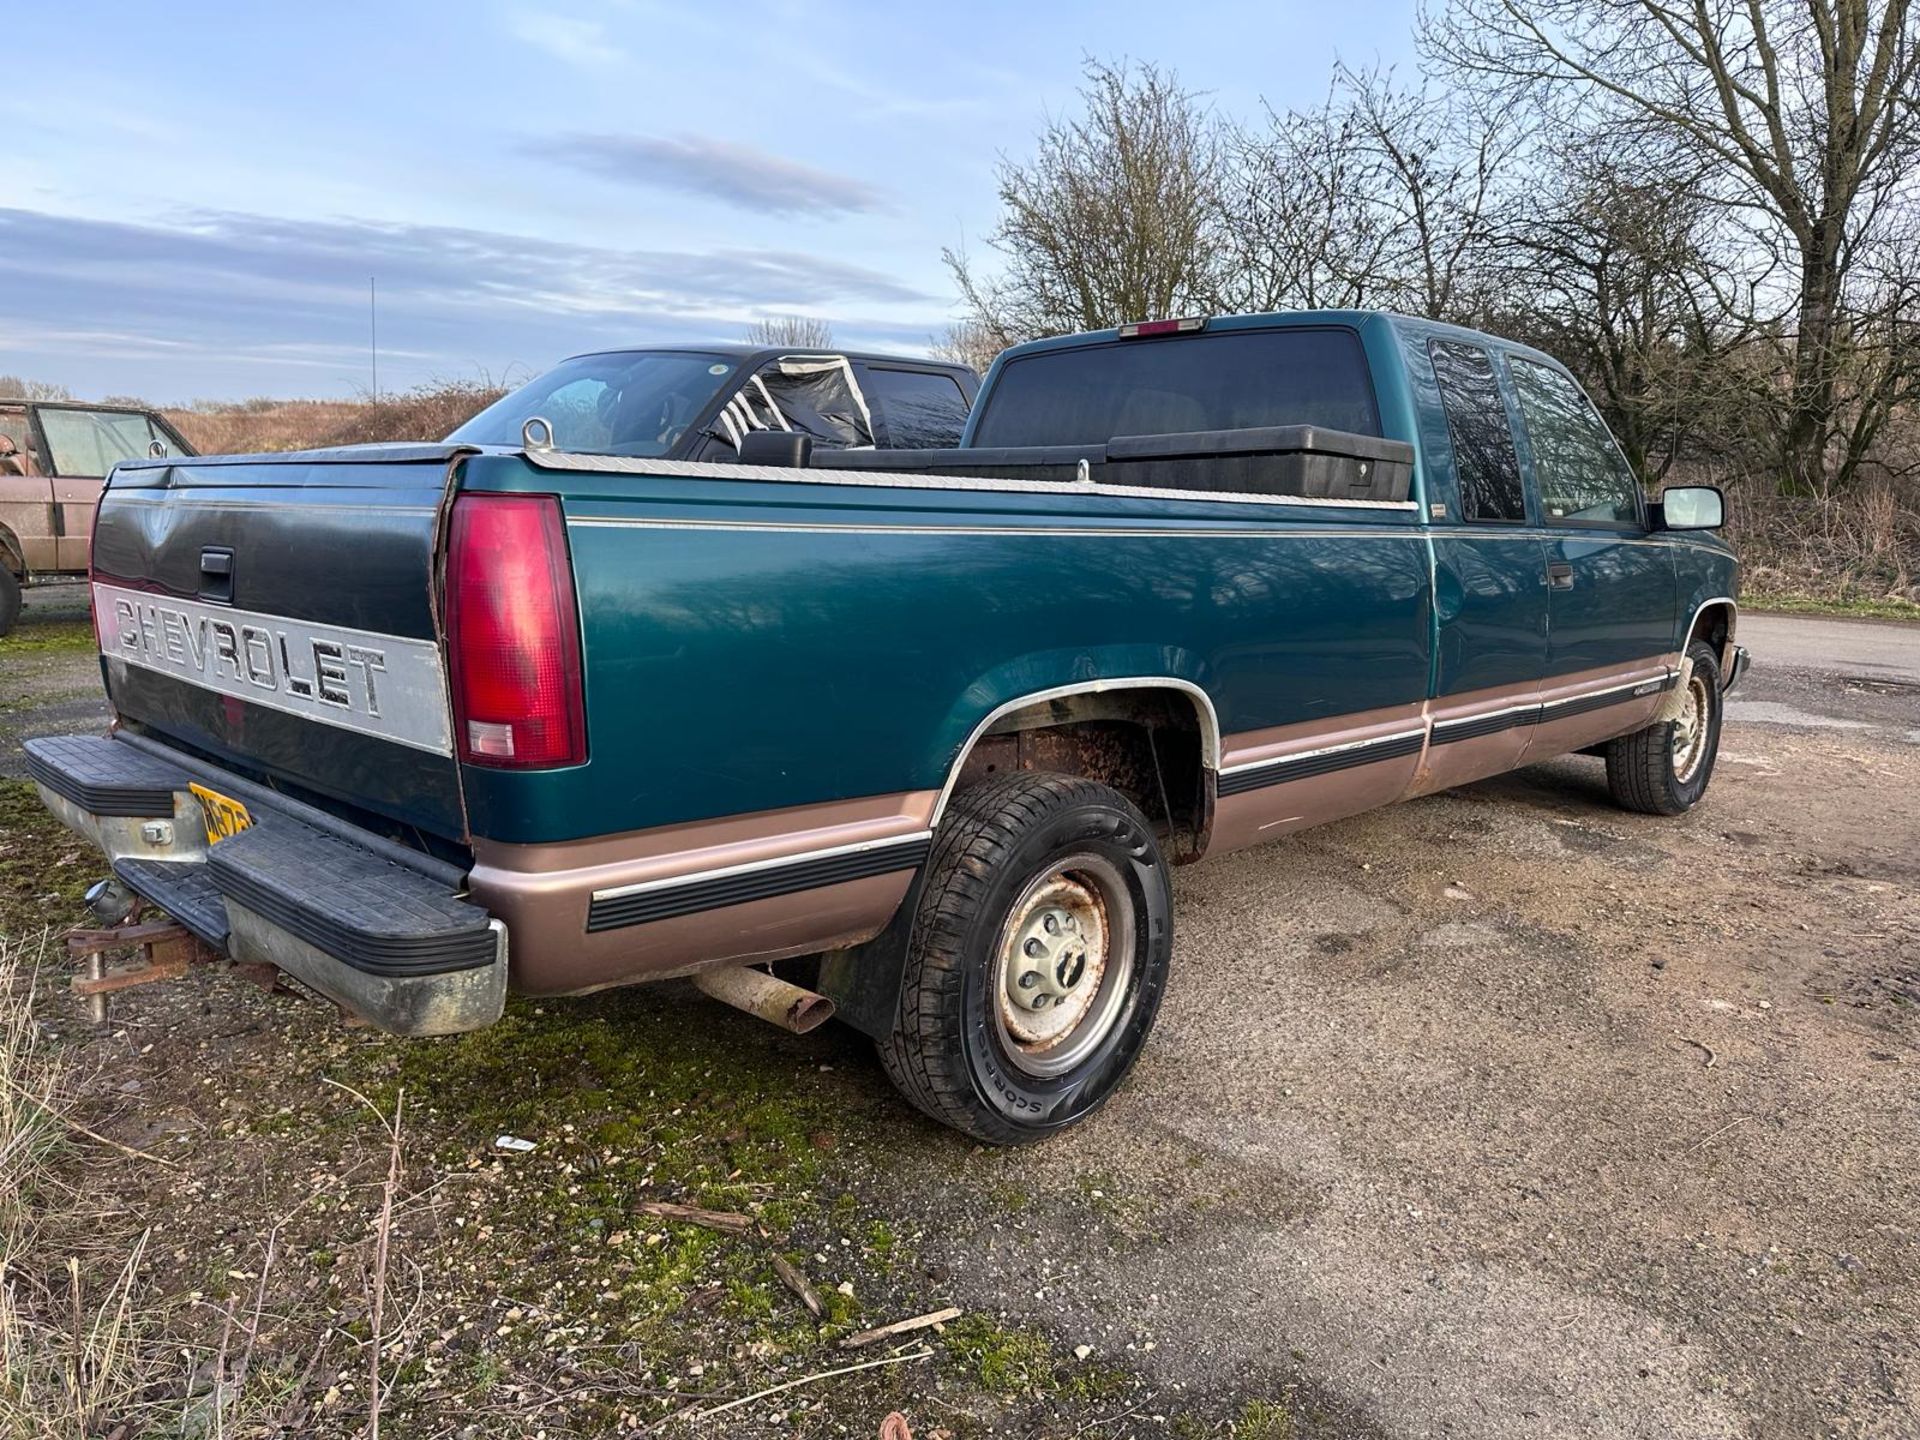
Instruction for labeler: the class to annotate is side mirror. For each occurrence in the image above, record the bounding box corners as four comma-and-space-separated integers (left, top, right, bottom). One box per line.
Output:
1656, 485, 1724, 531
736, 431, 814, 468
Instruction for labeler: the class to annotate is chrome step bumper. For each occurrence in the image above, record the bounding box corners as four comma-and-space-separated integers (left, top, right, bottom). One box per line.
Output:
25, 734, 505, 1036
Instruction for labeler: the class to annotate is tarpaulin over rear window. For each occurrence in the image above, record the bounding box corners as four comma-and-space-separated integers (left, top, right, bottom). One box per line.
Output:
713, 356, 874, 450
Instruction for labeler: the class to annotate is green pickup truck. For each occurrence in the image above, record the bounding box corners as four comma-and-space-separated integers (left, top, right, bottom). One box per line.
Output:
27, 311, 1747, 1143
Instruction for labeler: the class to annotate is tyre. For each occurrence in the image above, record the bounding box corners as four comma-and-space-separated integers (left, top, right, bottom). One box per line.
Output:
0, 568, 20, 639
1605, 640, 1724, 815
877, 771, 1172, 1144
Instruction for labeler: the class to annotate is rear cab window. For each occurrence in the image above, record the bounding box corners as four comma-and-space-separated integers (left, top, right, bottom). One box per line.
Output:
859, 365, 971, 448
969, 326, 1381, 447
1428, 340, 1526, 523
1507, 359, 1643, 527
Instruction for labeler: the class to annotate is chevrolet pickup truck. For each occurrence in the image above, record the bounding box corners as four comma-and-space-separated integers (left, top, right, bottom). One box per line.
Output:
26, 311, 1748, 1144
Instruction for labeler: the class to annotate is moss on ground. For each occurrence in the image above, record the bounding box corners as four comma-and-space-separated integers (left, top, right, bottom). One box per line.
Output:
0, 779, 93, 935
0, 617, 95, 655
939, 1314, 1131, 1403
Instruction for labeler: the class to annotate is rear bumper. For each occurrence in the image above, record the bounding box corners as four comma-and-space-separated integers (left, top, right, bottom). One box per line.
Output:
1724, 644, 1752, 694
24, 734, 505, 1036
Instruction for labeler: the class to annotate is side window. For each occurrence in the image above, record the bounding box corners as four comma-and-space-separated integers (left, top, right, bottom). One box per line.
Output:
1429, 340, 1525, 523
35, 409, 175, 476
1508, 359, 1642, 526
861, 367, 971, 448
0, 408, 33, 473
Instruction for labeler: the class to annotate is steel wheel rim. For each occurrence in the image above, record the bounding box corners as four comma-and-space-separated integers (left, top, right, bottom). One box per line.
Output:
992, 853, 1135, 1078
1672, 672, 1711, 783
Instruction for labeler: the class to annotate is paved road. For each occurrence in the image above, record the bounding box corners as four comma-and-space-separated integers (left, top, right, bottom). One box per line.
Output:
1731, 611, 1920, 740
1738, 611, 1920, 684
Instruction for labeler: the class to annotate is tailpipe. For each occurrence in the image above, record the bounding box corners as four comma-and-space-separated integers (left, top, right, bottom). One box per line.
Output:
693, 965, 837, 1035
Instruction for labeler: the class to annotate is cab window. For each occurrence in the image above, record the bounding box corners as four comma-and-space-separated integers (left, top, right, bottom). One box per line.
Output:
36, 408, 177, 477
1428, 340, 1525, 523
1508, 359, 1642, 526
861, 366, 971, 448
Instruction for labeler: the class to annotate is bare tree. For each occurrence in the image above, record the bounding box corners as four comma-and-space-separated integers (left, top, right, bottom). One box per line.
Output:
929, 320, 1006, 377
1424, 0, 1920, 492
744, 315, 836, 349
1213, 65, 1514, 321
946, 59, 1221, 342
1215, 87, 1396, 312
1488, 134, 1748, 478
0, 375, 73, 401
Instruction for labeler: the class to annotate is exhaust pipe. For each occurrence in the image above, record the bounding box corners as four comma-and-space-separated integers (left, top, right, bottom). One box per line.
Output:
693, 965, 836, 1035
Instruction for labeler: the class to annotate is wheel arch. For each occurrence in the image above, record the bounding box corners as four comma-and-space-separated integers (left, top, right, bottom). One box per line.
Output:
930, 677, 1222, 861
1682, 595, 1738, 674
0, 524, 26, 579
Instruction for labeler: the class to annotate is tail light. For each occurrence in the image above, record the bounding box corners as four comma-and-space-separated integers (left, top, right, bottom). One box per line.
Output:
1117, 316, 1208, 338
444, 493, 586, 768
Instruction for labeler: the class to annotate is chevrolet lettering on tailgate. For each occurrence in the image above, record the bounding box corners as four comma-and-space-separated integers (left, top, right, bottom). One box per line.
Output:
94, 582, 453, 755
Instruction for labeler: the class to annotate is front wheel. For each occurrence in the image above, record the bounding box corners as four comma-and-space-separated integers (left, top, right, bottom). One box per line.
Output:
0, 569, 20, 638
1605, 639, 1724, 815
876, 771, 1172, 1144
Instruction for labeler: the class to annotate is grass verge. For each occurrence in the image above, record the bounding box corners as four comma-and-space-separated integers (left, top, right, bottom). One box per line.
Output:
1745, 591, 1920, 622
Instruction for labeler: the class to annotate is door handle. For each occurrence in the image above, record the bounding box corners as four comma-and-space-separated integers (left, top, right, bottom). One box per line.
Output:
1546, 561, 1575, 591
199, 547, 234, 604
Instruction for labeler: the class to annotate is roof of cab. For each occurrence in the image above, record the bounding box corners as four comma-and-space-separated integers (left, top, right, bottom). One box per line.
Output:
558, 343, 977, 379
988, 309, 1568, 373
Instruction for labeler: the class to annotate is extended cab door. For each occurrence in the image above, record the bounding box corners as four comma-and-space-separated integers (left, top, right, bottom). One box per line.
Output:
1415, 337, 1550, 794
1504, 357, 1676, 754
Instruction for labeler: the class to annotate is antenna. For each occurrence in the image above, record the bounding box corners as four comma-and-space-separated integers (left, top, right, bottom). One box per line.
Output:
369, 276, 378, 400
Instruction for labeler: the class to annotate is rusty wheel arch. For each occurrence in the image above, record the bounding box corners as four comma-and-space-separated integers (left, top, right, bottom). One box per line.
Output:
935, 681, 1219, 863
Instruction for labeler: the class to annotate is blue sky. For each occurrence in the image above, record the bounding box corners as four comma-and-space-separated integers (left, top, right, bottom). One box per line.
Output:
2, 1, 1416, 402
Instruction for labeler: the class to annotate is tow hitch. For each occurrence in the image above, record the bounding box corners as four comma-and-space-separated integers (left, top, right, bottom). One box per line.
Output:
63, 900, 269, 1025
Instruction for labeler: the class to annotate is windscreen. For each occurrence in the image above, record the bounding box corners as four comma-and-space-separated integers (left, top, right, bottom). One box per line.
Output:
449, 351, 737, 457
37, 409, 178, 476
970, 327, 1380, 447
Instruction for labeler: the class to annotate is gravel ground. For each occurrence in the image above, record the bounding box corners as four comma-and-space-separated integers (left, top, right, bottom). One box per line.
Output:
1, 585, 1914, 1438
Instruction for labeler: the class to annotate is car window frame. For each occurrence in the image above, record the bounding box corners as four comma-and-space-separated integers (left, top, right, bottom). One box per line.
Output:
1502, 354, 1648, 533
1427, 338, 1532, 527
33, 405, 193, 477
967, 323, 1384, 449
855, 362, 974, 449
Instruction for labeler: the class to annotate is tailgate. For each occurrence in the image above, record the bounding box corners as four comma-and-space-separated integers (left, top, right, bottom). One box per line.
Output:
91, 446, 469, 840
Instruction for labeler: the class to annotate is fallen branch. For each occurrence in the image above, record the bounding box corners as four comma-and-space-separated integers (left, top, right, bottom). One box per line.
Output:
685, 1347, 933, 1423
1676, 1034, 1718, 1069
633, 1200, 753, 1235
840, 1306, 963, 1350
1682, 1114, 1754, 1157
770, 1254, 824, 1318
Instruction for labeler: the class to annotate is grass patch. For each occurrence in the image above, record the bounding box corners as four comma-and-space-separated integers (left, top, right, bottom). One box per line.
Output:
1234, 1398, 1298, 1439
939, 1314, 1131, 1404
0, 779, 92, 936
0, 618, 95, 656
1745, 590, 1920, 621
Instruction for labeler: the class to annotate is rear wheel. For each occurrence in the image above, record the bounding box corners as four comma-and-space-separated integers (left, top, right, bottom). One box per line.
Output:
1605, 640, 1724, 815
876, 771, 1171, 1144
0, 569, 20, 639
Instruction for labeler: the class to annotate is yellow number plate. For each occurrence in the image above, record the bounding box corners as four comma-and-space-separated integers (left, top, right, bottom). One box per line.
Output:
190, 783, 254, 845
